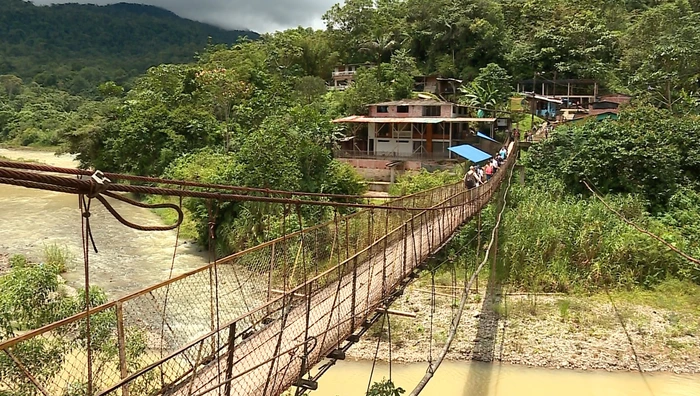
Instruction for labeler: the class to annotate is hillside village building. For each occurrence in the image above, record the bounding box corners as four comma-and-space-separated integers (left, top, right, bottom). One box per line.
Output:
517, 79, 631, 122
330, 63, 375, 91
333, 99, 498, 160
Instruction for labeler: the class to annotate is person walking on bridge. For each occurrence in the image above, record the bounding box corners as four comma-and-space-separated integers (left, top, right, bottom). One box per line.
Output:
464, 166, 477, 189
499, 146, 508, 160
484, 162, 494, 180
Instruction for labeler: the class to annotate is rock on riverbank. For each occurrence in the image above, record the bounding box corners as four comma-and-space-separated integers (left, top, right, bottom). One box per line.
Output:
346, 283, 700, 374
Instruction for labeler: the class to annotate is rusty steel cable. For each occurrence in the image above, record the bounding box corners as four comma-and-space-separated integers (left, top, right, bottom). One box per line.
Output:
583, 180, 700, 268
0, 168, 183, 231
0, 166, 470, 212
0, 159, 391, 200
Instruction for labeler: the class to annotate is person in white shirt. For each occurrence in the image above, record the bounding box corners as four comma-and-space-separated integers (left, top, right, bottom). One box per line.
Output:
476, 166, 485, 185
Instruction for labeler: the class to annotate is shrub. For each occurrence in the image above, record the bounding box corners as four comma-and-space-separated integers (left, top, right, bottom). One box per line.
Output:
389, 169, 460, 196
9, 254, 28, 268
501, 185, 699, 292
367, 379, 405, 396
43, 244, 71, 273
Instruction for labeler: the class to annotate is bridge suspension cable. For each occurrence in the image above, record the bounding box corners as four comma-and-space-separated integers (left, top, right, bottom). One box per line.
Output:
583, 179, 700, 268
0, 159, 392, 200
0, 163, 472, 215
410, 161, 515, 396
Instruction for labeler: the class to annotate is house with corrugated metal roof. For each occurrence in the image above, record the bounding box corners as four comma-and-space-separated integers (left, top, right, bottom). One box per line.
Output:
332, 98, 501, 162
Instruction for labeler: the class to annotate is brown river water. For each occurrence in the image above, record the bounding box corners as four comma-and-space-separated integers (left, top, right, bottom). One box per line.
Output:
314, 360, 700, 396
1, 149, 699, 395
0, 148, 209, 298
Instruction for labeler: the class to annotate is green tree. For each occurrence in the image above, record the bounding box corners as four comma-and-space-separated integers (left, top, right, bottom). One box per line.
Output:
342, 67, 392, 114
622, 1, 700, 111
196, 67, 252, 151
98, 81, 124, 98
472, 63, 512, 104
525, 105, 700, 211
295, 76, 328, 104
0, 74, 22, 100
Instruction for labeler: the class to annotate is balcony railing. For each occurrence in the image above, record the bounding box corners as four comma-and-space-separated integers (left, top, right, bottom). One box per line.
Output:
334, 149, 455, 161
332, 70, 356, 77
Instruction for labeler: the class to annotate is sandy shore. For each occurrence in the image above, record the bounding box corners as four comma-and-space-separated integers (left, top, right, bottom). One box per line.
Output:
346, 281, 700, 374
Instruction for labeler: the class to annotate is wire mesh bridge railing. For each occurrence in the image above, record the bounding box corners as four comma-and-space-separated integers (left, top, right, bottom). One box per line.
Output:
0, 142, 516, 396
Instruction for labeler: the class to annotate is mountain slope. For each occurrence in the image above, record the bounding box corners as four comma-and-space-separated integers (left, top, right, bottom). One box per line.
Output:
0, 0, 258, 94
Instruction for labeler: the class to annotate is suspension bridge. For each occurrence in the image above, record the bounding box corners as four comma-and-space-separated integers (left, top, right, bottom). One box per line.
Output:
0, 141, 516, 396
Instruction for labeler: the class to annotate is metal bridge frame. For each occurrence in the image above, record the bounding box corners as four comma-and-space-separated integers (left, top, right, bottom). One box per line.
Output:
0, 142, 516, 396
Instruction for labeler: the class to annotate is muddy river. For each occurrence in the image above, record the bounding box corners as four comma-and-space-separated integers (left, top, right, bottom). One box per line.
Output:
314, 360, 700, 396
0, 148, 209, 298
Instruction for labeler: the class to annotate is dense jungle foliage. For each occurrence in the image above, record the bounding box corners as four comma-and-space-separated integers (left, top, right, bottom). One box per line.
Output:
1, 0, 700, 276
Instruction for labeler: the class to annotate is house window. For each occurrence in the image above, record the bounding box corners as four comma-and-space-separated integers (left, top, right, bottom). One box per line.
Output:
377, 106, 389, 113
397, 105, 409, 113
393, 122, 412, 139
423, 106, 441, 116
376, 123, 390, 138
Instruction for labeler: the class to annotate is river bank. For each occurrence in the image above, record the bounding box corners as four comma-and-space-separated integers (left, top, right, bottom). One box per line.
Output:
346, 277, 700, 374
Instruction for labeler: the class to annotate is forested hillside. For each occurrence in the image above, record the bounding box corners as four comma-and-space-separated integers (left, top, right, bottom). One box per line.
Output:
0, 0, 257, 94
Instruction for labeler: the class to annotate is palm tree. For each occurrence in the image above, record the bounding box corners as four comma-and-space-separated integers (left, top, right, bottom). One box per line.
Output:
459, 82, 501, 110
360, 33, 396, 65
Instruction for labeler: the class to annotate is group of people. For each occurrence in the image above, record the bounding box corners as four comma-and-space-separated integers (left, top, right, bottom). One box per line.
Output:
463, 146, 509, 189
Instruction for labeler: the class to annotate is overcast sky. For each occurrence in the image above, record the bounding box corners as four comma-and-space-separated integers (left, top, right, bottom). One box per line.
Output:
30, 0, 339, 33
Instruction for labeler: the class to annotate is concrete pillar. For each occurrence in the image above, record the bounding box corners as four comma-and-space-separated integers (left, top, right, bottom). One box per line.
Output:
426, 123, 434, 153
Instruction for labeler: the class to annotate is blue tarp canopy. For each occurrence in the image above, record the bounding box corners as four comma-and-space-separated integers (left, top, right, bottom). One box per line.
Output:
448, 144, 492, 163
476, 132, 499, 143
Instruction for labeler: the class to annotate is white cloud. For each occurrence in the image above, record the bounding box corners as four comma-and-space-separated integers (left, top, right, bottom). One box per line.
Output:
30, 0, 339, 33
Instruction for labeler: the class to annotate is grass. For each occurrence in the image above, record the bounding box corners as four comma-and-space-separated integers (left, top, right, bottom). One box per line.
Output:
143, 195, 199, 241
605, 278, 700, 316
0, 142, 61, 152
557, 298, 571, 321
43, 244, 71, 273
513, 115, 545, 137
0, 154, 41, 163
509, 95, 546, 139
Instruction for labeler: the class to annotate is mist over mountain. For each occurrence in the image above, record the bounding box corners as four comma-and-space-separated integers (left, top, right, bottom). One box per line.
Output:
0, 0, 258, 92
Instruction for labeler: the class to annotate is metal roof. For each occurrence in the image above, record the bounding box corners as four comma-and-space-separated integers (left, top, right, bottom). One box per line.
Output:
476, 132, 499, 143
448, 145, 493, 163
332, 116, 443, 124
332, 116, 497, 124
442, 117, 497, 123
370, 99, 448, 106
523, 92, 563, 104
